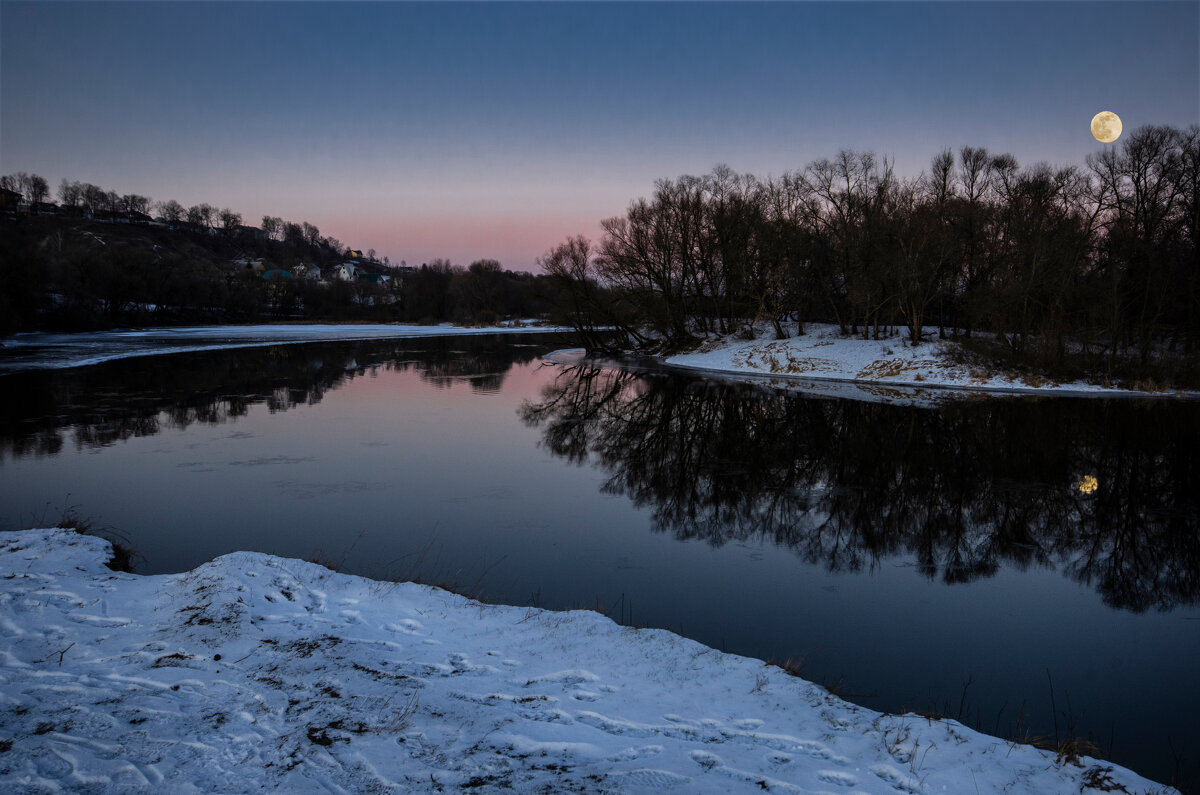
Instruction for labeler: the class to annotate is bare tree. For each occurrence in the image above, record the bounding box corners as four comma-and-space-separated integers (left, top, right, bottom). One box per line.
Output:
81, 183, 107, 215
57, 179, 83, 211
283, 222, 305, 246
1088, 125, 1192, 364
952, 145, 998, 337
27, 174, 49, 205
187, 203, 216, 229
157, 199, 184, 224
541, 234, 647, 349
219, 208, 242, 234
10, 172, 32, 200
122, 194, 151, 216
302, 221, 321, 247
4, 172, 51, 205
261, 215, 282, 240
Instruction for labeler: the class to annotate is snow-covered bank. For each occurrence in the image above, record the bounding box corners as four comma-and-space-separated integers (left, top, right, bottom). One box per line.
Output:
664, 324, 1192, 399
0, 529, 1172, 793
0, 323, 571, 374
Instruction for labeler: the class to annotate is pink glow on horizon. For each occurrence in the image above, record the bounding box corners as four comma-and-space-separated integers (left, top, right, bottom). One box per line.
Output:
320, 211, 608, 273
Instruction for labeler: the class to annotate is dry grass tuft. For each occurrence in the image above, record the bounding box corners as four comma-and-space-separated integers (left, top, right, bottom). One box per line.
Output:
765, 658, 805, 677
1132, 377, 1168, 393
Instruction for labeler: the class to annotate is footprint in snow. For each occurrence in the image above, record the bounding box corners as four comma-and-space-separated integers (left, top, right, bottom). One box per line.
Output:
871, 764, 923, 793
570, 689, 602, 702
611, 744, 664, 761
383, 618, 423, 635
822, 710, 853, 731
34, 747, 74, 778
817, 769, 858, 787
36, 591, 88, 608
608, 769, 690, 788
68, 614, 132, 627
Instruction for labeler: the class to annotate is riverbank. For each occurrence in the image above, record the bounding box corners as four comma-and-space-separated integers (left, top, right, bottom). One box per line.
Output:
663, 324, 1194, 398
0, 528, 1173, 793
0, 322, 572, 373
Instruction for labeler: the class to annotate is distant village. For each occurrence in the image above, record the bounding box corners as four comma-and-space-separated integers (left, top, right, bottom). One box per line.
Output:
0, 174, 411, 288
0, 172, 560, 333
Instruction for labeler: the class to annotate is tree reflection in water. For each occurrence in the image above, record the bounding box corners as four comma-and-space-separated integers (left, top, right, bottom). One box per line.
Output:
0, 336, 544, 460
521, 364, 1200, 613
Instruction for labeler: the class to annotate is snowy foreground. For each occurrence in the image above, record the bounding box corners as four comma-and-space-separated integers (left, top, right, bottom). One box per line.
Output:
0, 530, 1172, 794
665, 324, 1184, 399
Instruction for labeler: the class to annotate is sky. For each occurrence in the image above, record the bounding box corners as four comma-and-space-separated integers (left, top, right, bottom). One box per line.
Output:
2, 1, 1197, 272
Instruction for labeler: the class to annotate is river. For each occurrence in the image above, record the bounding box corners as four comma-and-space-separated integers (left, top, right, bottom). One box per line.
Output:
0, 330, 1196, 788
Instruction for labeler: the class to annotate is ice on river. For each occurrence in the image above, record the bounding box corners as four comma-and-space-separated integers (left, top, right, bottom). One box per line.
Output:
0, 528, 1173, 793
0, 323, 570, 374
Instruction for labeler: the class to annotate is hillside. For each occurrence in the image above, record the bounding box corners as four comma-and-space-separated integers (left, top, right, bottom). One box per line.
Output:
0, 211, 558, 334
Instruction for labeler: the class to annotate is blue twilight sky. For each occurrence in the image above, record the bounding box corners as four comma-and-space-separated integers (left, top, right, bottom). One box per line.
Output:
2, 1, 1197, 271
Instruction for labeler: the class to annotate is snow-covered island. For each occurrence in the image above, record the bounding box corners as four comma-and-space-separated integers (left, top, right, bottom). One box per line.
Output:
661, 324, 1193, 400
0, 529, 1174, 793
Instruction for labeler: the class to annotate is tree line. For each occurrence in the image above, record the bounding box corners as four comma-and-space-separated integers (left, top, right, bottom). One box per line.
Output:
1, 174, 564, 333
2, 172, 360, 258
542, 125, 1199, 381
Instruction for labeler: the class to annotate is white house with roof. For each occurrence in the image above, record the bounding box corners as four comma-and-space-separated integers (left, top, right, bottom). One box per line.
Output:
292, 263, 324, 281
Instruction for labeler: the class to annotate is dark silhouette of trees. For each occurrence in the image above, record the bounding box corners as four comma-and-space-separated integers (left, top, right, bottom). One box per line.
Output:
1, 172, 48, 205
187, 203, 216, 230
3, 170, 565, 332
545, 125, 1199, 383
539, 235, 646, 350
260, 215, 282, 240
157, 199, 185, 224
1088, 125, 1198, 368
57, 179, 83, 211
218, 208, 242, 235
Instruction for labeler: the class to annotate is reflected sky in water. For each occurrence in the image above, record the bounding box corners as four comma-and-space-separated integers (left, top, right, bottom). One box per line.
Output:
0, 334, 1196, 787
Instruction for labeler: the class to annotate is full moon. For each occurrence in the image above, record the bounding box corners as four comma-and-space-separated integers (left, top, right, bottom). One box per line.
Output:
1091, 111, 1122, 143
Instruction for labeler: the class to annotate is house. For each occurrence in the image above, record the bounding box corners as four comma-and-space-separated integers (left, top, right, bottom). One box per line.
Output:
232, 257, 266, 273
262, 269, 295, 281
335, 262, 358, 281
293, 263, 324, 282
0, 188, 21, 210
357, 272, 391, 286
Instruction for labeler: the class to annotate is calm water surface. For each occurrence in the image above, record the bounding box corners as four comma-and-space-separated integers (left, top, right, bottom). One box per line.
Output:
1, 332, 1197, 787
